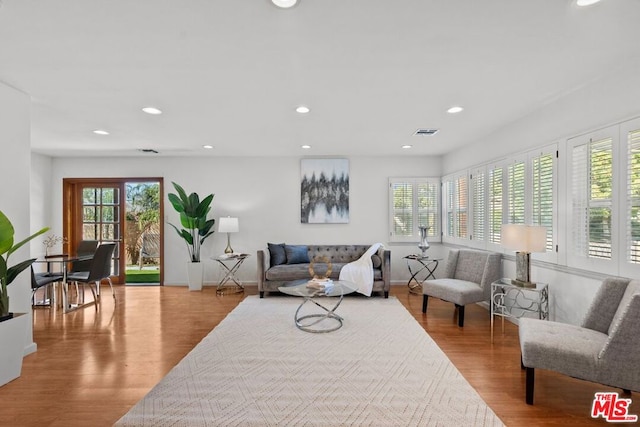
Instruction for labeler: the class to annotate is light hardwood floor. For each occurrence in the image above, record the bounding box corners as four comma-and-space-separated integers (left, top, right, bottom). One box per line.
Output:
0, 285, 636, 426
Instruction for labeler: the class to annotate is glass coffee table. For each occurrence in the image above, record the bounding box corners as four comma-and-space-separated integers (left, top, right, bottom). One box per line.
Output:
278, 279, 357, 333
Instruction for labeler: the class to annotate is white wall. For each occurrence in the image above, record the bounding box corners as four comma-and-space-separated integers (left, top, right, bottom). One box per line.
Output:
47, 155, 444, 287
441, 55, 640, 326
0, 81, 36, 354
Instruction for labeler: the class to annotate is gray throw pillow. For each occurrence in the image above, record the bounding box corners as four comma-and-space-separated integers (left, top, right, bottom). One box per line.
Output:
268, 243, 287, 267
285, 245, 310, 264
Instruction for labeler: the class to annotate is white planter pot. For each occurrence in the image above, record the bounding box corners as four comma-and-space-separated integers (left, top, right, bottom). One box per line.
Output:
186, 262, 203, 291
0, 313, 28, 387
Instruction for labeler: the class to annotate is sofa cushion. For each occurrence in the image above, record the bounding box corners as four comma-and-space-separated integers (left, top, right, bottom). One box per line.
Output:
268, 243, 287, 267
285, 245, 309, 264
265, 262, 383, 282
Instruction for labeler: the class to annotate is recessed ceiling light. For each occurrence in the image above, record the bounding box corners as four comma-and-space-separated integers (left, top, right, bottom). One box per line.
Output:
93, 129, 109, 135
296, 106, 310, 114
576, 0, 601, 6
447, 106, 464, 114
402, 145, 413, 149
142, 106, 163, 115
203, 145, 213, 149
301, 144, 312, 149
272, 0, 298, 8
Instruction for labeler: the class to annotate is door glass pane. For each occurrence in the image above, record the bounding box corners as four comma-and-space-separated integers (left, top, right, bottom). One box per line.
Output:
80, 185, 120, 276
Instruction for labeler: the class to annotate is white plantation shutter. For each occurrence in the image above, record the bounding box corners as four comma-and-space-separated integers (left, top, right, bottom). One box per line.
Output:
488, 166, 503, 244
455, 175, 468, 238
532, 152, 554, 251
442, 173, 468, 242
589, 138, 613, 259
472, 170, 486, 242
389, 178, 439, 242
391, 181, 413, 238
417, 181, 438, 236
571, 137, 613, 260
627, 128, 640, 264
508, 161, 525, 224
444, 178, 454, 238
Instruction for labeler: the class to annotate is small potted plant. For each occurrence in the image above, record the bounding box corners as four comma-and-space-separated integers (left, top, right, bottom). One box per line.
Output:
167, 182, 215, 291
0, 210, 48, 386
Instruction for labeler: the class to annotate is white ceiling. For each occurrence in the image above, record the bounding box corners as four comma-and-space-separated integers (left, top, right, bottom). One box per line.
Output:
1, 0, 639, 158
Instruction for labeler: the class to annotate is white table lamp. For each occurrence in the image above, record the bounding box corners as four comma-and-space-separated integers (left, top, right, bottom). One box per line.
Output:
218, 217, 239, 254
501, 224, 547, 287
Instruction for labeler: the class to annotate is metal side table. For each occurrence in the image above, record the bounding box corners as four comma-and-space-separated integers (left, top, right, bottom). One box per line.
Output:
403, 255, 441, 294
491, 278, 549, 342
213, 254, 249, 295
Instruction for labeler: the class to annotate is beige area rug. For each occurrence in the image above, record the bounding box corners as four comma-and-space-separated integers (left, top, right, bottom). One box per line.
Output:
116, 296, 504, 426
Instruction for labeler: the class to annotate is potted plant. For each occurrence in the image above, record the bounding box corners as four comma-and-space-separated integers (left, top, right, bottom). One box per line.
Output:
167, 182, 215, 291
0, 210, 48, 386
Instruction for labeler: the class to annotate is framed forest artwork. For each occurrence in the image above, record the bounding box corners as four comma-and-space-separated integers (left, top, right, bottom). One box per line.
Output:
300, 158, 349, 224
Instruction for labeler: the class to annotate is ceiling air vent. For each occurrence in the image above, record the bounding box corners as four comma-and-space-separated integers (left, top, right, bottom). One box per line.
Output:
413, 128, 439, 136
139, 149, 159, 154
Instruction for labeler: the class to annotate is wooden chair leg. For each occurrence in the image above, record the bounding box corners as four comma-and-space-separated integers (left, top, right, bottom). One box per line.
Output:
422, 295, 428, 313
456, 304, 465, 327
526, 367, 535, 405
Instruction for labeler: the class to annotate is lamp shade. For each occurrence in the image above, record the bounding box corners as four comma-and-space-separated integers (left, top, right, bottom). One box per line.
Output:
218, 217, 239, 233
501, 224, 547, 253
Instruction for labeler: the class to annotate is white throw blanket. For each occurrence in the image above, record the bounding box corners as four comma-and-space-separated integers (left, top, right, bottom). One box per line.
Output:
339, 243, 382, 296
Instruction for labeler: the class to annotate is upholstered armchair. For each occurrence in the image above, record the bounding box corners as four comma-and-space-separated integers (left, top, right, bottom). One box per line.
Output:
519, 277, 640, 404
422, 248, 502, 327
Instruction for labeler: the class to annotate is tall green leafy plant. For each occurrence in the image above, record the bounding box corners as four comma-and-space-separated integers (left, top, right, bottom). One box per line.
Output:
167, 182, 215, 262
0, 210, 49, 317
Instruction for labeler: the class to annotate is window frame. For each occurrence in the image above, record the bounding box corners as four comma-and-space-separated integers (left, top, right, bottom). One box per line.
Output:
388, 177, 441, 243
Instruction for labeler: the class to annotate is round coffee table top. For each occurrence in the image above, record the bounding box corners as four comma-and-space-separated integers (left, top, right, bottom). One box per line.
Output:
279, 279, 357, 298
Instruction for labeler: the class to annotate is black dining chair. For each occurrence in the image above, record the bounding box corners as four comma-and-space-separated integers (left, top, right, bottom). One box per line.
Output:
66, 243, 117, 304
31, 266, 63, 307
68, 240, 99, 274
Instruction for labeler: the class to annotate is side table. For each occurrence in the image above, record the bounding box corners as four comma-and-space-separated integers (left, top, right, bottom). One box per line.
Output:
213, 254, 250, 295
403, 255, 441, 294
491, 278, 549, 342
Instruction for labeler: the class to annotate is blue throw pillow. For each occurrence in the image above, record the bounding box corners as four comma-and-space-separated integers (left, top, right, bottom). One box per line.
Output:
285, 245, 310, 264
268, 243, 287, 267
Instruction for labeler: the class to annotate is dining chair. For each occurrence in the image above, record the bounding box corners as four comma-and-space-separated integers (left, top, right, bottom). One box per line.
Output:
66, 243, 117, 304
68, 240, 99, 274
31, 266, 63, 307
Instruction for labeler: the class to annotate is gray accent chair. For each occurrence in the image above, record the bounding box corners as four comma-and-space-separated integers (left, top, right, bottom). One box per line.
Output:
519, 277, 640, 404
422, 248, 502, 327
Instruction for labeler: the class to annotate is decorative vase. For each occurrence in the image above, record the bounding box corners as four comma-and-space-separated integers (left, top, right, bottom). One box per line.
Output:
0, 313, 28, 387
186, 262, 204, 291
418, 226, 430, 256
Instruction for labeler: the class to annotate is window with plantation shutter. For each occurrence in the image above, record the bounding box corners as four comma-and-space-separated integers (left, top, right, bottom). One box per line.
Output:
507, 160, 525, 224
571, 136, 613, 260
532, 152, 554, 252
442, 173, 468, 242
488, 166, 503, 244
389, 178, 439, 243
472, 170, 486, 242
455, 175, 468, 238
627, 128, 640, 264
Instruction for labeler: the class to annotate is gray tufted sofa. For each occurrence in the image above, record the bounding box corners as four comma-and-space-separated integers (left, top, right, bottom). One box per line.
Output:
257, 244, 390, 298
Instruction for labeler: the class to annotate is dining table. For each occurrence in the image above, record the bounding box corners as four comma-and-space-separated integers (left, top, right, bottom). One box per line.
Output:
34, 253, 94, 313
